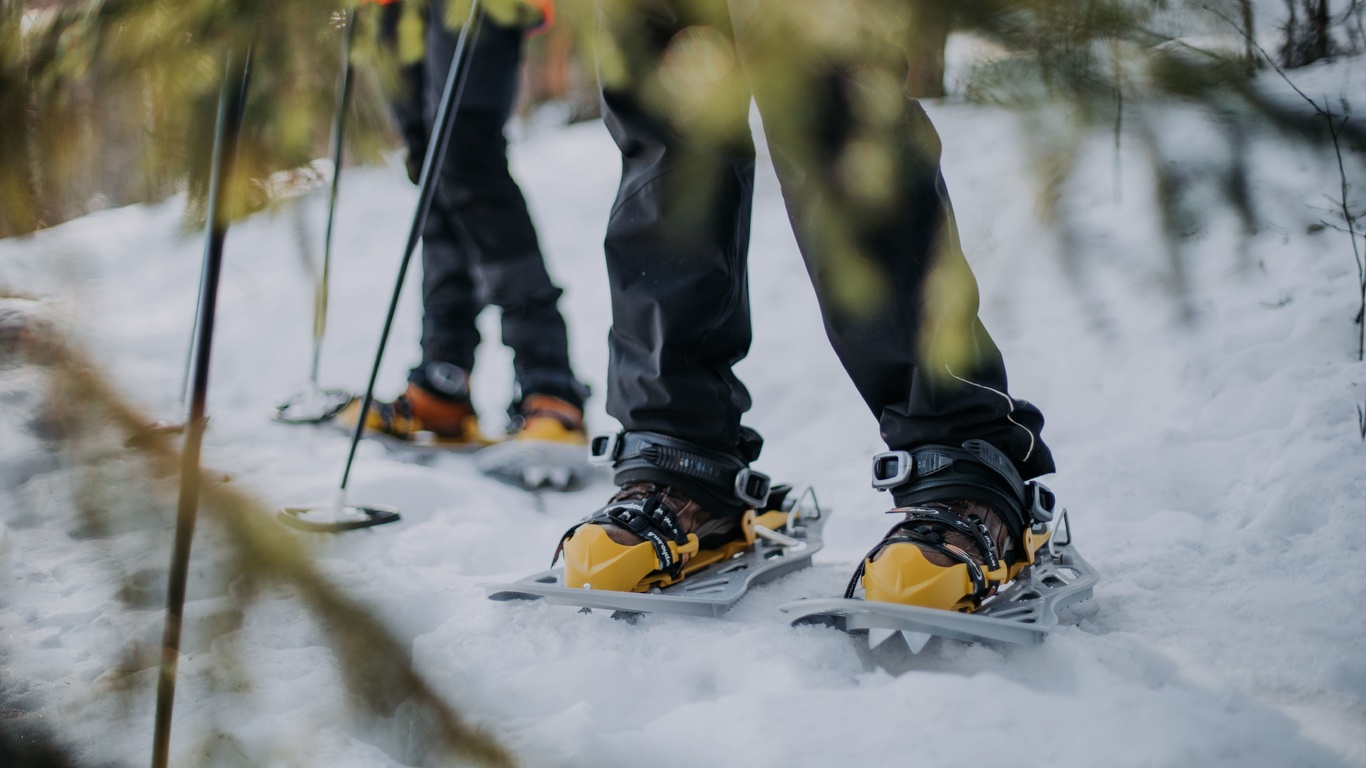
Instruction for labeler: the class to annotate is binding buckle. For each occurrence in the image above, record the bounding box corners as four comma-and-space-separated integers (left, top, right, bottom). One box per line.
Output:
871, 450, 914, 490
734, 467, 772, 508
1024, 480, 1056, 523
589, 433, 620, 465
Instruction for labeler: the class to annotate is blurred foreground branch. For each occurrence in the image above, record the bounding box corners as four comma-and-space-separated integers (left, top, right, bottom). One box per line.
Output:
5, 0, 1366, 357
0, 298, 516, 768
0, 0, 397, 236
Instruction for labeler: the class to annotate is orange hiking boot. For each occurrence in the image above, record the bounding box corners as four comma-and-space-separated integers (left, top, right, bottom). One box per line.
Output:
473, 393, 590, 490
511, 394, 587, 445
337, 383, 491, 447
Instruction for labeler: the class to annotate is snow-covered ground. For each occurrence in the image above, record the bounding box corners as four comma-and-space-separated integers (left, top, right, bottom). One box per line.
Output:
2, 56, 1365, 767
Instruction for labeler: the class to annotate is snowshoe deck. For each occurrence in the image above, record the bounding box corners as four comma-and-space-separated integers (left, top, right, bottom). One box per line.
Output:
326, 418, 491, 463
272, 388, 354, 424
474, 439, 604, 491
278, 502, 401, 532
364, 428, 491, 455
486, 507, 826, 618
781, 523, 1097, 649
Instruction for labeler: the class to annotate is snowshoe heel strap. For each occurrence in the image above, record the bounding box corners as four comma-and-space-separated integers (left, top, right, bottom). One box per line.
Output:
871, 441, 1040, 540
591, 431, 771, 509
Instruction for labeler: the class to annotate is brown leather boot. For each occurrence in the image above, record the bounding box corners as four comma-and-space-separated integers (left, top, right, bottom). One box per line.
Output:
857, 499, 1041, 612
555, 482, 753, 592
598, 483, 741, 550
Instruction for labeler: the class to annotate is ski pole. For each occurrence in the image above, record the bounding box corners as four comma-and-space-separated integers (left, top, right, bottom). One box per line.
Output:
312, 8, 357, 388
331, 0, 485, 514
152, 39, 253, 768
177, 311, 196, 409
272, 7, 360, 424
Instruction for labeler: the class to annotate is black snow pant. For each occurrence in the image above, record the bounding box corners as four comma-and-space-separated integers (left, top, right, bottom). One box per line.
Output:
598, 1, 1054, 486
384, 2, 583, 409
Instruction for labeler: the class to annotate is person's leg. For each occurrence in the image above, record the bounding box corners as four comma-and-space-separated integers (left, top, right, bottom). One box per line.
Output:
598, 2, 758, 458
552, 2, 768, 593
378, 0, 429, 180
413, 210, 481, 382
725, 0, 1056, 610
727, 0, 1052, 481
423, 7, 584, 412
339, 0, 482, 442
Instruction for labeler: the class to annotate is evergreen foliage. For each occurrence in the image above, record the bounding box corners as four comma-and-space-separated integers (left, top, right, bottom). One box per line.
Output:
2, 0, 1365, 762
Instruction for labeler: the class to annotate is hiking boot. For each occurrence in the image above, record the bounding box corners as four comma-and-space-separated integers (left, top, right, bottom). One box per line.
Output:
337, 383, 490, 447
555, 482, 755, 592
510, 394, 587, 445
852, 442, 1051, 612
857, 499, 1033, 612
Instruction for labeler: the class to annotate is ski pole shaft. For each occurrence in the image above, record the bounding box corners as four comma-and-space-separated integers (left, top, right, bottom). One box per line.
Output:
177, 312, 196, 408
339, 0, 484, 492
152, 40, 253, 768
311, 8, 359, 387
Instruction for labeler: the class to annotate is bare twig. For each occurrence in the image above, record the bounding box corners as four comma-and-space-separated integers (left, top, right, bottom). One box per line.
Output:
1323, 105, 1366, 359
1318, 219, 1366, 235
1205, 5, 1325, 110
1207, 5, 1366, 359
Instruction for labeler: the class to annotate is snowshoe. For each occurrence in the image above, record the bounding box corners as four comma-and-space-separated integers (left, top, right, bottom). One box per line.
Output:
272, 387, 353, 424
782, 444, 1098, 651
783, 511, 1096, 650
487, 482, 826, 619
276, 472, 402, 533
277, 499, 401, 533
474, 394, 600, 491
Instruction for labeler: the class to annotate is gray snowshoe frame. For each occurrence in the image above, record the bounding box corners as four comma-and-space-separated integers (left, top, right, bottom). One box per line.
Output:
782, 509, 1098, 648
486, 486, 827, 619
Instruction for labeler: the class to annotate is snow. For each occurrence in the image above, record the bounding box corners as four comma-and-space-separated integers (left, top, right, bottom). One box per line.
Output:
3, 57, 1366, 768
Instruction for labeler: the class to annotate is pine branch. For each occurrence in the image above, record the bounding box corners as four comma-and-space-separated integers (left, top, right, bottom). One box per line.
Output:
0, 300, 518, 768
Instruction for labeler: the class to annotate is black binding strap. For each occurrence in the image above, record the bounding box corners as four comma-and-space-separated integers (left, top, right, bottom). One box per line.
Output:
553, 492, 690, 574
871, 440, 1039, 540
601, 495, 688, 572
591, 431, 771, 509
844, 506, 1001, 601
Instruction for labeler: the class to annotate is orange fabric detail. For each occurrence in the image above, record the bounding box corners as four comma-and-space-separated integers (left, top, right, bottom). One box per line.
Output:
404, 384, 476, 433
526, 0, 554, 33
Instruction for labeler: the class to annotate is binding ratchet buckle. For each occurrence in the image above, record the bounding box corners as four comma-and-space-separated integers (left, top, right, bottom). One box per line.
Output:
732, 467, 771, 508
589, 433, 620, 465
871, 450, 915, 489
1024, 480, 1056, 523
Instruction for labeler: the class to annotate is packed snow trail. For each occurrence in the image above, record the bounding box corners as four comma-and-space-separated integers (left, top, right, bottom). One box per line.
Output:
2, 67, 1364, 766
